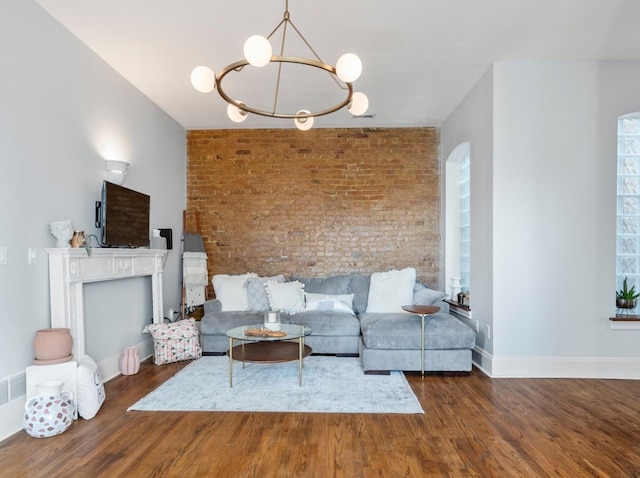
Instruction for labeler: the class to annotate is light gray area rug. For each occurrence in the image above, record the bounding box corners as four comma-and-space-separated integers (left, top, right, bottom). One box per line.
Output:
128, 356, 423, 414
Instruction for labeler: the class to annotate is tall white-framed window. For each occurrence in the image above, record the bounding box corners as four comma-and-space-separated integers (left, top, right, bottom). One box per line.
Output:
445, 142, 471, 299
617, 113, 640, 295
459, 152, 471, 291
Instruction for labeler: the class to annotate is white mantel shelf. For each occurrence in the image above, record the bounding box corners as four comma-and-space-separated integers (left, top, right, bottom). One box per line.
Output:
46, 248, 168, 361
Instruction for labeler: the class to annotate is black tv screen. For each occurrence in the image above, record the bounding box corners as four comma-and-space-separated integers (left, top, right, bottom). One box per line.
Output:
100, 181, 150, 247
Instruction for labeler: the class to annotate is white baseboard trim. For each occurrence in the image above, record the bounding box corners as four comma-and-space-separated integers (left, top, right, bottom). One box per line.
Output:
0, 338, 154, 443
0, 397, 26, 444
490, 356, 640, 379
471, 346, 493, 376
472, 348, 640, 379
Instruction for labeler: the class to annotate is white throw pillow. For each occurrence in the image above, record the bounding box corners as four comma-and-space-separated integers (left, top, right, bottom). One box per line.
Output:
212, 273, 258, 311
305, 292, 355, 315
77, 355, 106, 420
366, 267, 416, 313
266, 281, 305, 314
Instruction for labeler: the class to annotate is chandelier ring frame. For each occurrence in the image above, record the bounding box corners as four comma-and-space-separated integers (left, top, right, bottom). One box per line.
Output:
216, 56, 354, 120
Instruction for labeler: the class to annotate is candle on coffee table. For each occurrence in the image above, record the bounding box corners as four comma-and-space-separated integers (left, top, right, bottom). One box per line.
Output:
264, 310, 281, 331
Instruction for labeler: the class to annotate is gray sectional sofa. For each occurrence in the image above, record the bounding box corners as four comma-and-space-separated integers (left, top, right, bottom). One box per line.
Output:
199, 271, 476, 374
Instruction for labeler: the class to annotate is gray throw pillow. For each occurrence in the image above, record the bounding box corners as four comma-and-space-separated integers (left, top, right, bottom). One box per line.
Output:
349, 273, 371, 314
413, 287, 446, 305
247, 275, 285, 311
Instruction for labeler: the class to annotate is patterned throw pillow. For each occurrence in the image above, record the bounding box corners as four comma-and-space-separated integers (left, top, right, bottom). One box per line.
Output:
246, 275, 285, 311
147, 318, 203, 365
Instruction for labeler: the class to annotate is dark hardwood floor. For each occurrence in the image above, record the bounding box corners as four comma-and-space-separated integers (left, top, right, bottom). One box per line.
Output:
1, 358, 639, 477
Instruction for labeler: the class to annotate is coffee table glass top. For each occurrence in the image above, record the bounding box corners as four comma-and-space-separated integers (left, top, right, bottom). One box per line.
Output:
227, 324, 311, 342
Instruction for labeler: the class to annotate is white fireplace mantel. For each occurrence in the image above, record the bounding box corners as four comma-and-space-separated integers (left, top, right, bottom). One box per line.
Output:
46, 248, 168, 361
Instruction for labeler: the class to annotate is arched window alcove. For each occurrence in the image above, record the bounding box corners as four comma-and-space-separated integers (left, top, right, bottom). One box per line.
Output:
445, 142, 470, 300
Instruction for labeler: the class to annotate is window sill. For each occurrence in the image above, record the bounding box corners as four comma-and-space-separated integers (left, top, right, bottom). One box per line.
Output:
445, 299, 472, 318
609, 316, 640, 329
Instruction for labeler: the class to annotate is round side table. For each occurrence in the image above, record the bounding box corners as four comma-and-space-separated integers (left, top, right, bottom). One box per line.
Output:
401, 305, 440, 377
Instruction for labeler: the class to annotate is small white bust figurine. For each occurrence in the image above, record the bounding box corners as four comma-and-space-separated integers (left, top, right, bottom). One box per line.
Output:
49, 220, 74, 247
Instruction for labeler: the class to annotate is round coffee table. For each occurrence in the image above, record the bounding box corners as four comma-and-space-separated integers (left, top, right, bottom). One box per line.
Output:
226, 324, 312, 387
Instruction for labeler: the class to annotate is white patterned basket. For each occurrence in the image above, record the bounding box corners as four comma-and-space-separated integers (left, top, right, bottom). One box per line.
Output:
147, 318, 202, 365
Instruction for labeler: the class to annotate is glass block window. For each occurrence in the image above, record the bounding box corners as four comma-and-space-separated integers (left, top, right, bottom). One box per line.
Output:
617, 115, 640, 292
460, 152, 471, 291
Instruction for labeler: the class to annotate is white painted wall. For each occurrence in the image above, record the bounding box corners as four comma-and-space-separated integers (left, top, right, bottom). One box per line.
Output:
0, 1, 186, 380
442, 61, 640, 377
441, 67, 494, 358
491, 61, 640, 377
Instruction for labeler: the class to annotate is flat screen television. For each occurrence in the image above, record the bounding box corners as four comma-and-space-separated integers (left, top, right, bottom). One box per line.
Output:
96, 181, 150, 247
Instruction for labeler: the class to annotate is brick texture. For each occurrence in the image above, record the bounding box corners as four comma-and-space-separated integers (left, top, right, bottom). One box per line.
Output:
186, 127, 441, 296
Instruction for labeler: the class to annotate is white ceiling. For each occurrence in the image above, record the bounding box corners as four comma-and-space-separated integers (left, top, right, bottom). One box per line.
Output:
35, 0, 640, 130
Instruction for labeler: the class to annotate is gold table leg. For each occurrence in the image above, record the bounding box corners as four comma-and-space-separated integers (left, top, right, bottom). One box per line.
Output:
298, 337, 303, 386
229, 337, 234, 387
420, 314, 425, 378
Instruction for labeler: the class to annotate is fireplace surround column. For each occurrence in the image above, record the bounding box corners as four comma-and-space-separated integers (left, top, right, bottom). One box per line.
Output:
46, 248, 168, 361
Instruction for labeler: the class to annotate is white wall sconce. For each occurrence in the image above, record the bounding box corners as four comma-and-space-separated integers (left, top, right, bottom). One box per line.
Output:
105, 160, 129, 185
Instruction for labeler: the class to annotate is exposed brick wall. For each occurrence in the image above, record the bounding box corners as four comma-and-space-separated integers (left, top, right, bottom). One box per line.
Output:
186, 127, 441, 295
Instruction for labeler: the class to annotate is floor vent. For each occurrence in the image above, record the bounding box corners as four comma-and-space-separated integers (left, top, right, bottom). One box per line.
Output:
0, 379, 7, 406
10, 373, 26, 401
0, 371, 26, 406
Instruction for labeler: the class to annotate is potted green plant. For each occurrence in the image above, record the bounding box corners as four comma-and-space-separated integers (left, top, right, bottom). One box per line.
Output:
616, 277, 640, 309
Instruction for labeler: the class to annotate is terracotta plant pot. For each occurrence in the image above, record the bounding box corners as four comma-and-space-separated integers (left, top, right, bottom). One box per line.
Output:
33, 328, 73, 363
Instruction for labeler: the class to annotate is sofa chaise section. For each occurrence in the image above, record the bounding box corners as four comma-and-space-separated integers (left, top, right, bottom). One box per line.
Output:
359, 312, 476, 374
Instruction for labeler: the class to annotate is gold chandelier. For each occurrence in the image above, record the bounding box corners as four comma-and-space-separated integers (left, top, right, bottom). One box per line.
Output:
190, 0, 368, 130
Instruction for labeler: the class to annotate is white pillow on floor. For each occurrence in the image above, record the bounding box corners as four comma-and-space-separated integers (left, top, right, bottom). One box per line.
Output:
77, 355, 106, 420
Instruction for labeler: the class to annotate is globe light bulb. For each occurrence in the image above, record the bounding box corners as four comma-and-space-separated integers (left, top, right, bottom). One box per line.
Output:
244, 35, 273, 67
190, 66, 215, 93
336, 53, 362, 83
348, 92, 369, 116
294, 110, 314, 131
227, 102, 248, 123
